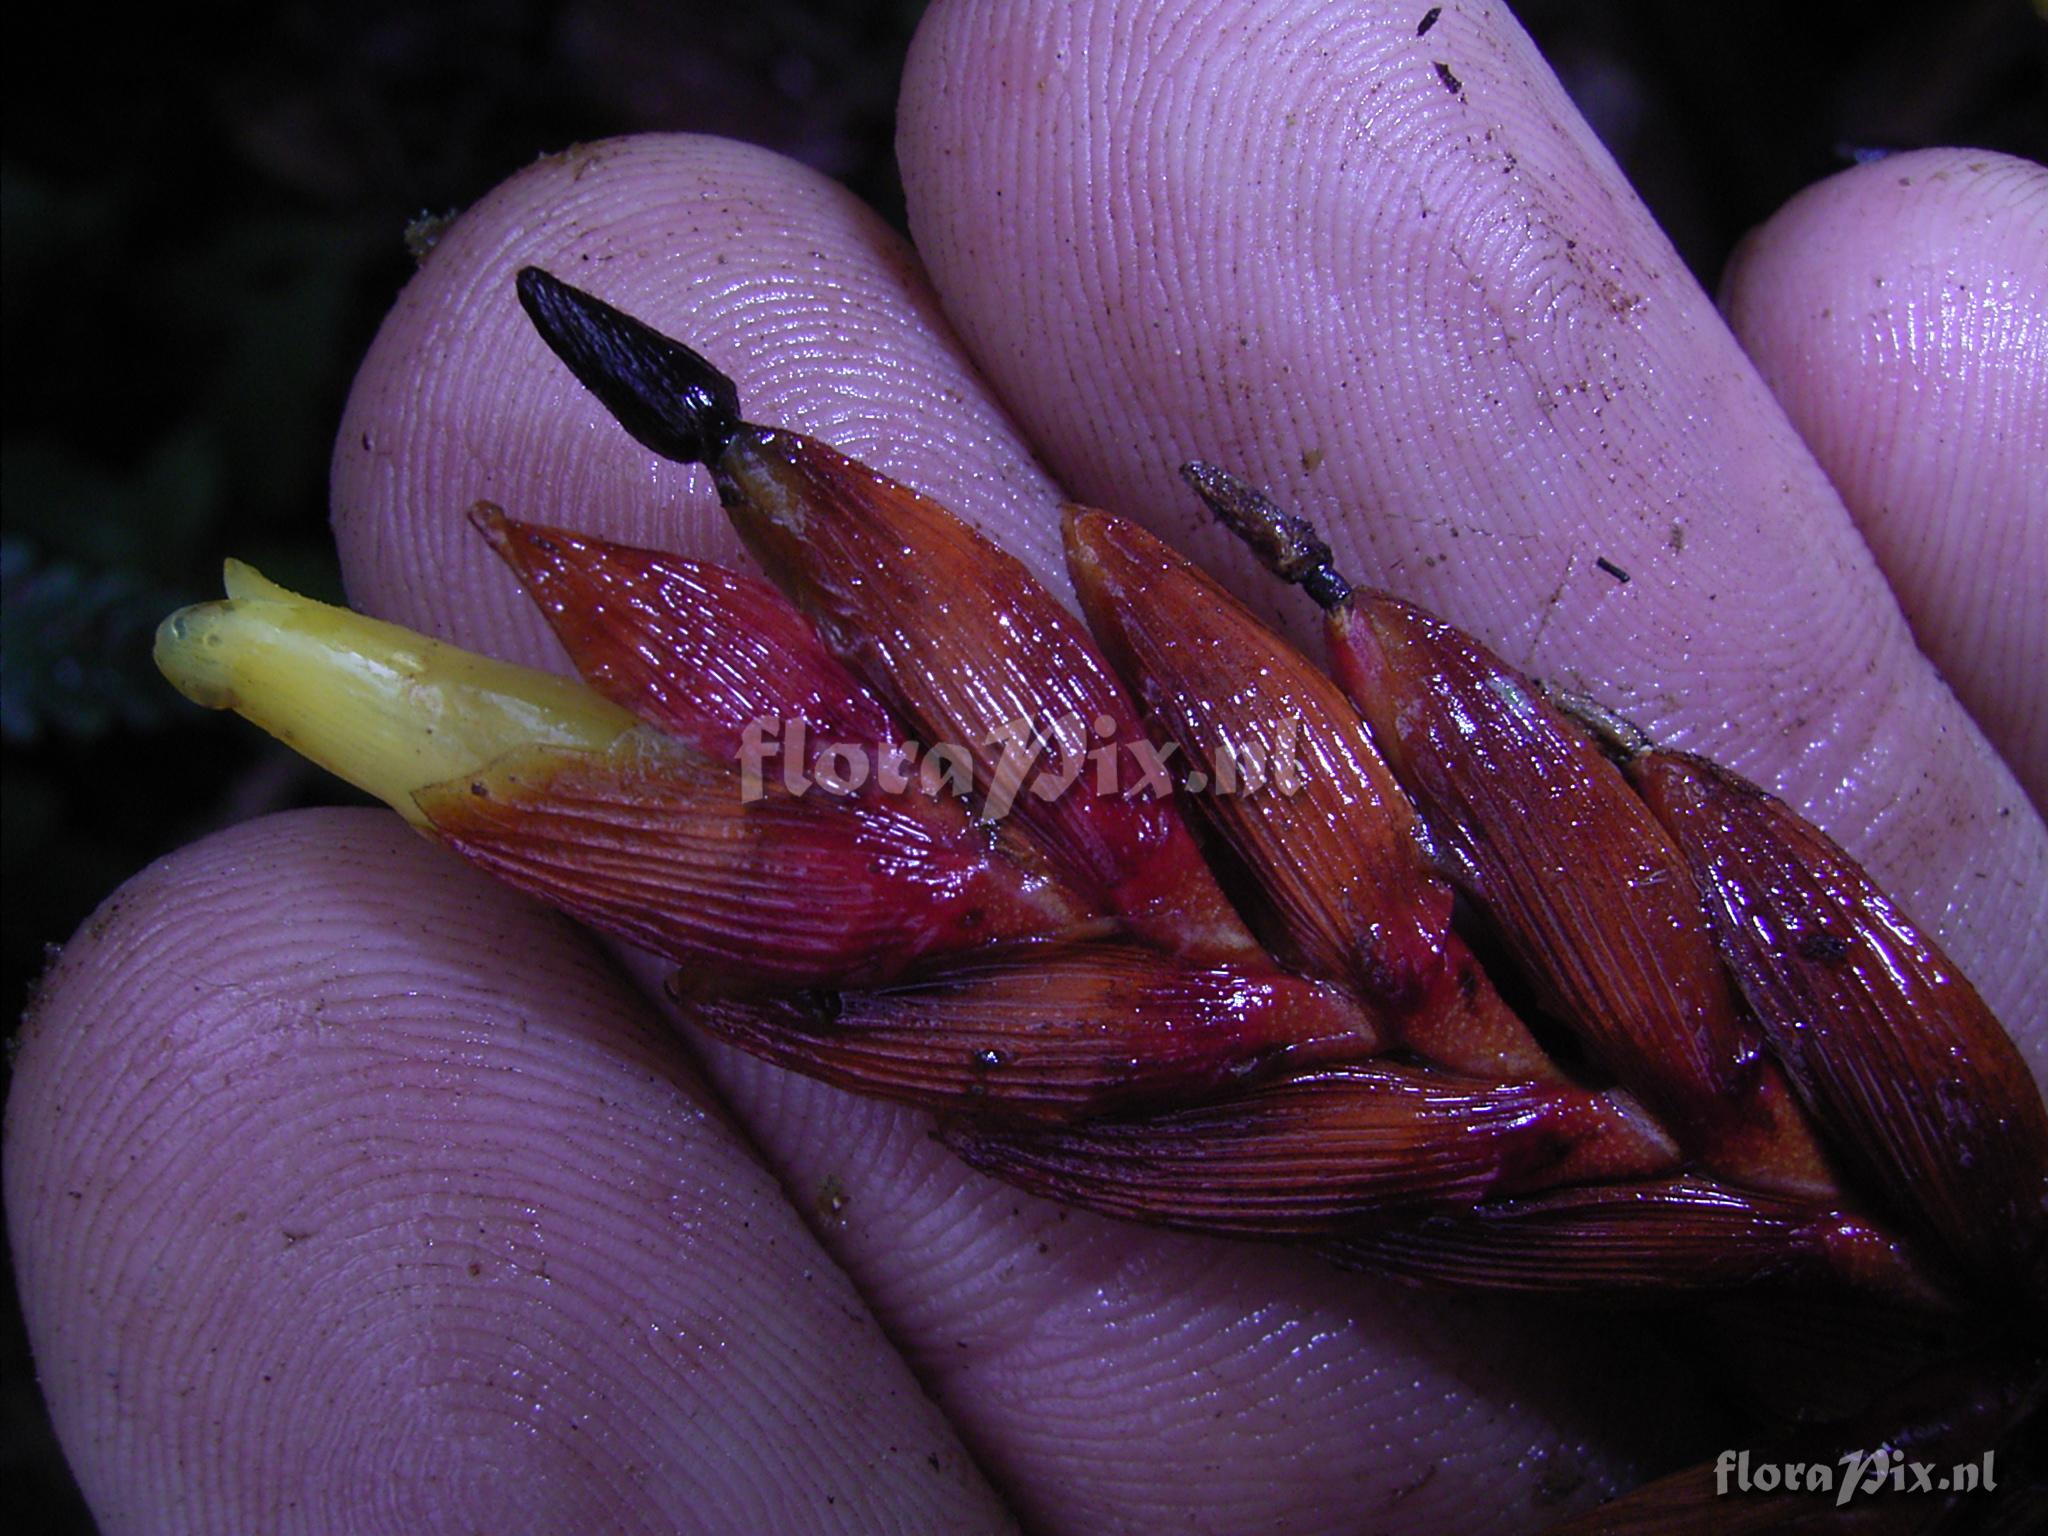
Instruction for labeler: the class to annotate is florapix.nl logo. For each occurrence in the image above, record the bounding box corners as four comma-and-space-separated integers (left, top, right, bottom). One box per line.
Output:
736, 712, 1307, 812
1716, 1446, 1998, 1507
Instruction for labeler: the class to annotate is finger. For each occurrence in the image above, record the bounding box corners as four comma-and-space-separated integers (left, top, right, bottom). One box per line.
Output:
1720, 148, 2048, 809
897, 0, 2048, 1041
4, 810, 1011, 1534
333, 136, 1075, 651
328, 134, 1713, 1531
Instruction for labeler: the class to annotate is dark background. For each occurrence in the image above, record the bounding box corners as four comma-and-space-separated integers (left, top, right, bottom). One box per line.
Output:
4, 0, 2042, 1524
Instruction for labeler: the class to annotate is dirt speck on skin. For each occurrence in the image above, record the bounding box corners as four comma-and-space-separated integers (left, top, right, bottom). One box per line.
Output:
815, 1173, 849, 1225
1301, 446, 1325, 472
1387, 1462, 1439, 1507
1434, 61, 1464, 96
1599, 277, 1645, 318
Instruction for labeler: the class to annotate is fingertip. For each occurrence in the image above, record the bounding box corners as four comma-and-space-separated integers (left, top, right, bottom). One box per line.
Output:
1723, 149, 2048, 805
6, 809, 1006, 1533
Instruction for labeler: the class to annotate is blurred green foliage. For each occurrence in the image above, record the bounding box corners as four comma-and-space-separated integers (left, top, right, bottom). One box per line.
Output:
1, 3, 921, 1522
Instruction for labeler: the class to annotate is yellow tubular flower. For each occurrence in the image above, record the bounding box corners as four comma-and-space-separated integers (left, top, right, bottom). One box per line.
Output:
154, 562, 638, 825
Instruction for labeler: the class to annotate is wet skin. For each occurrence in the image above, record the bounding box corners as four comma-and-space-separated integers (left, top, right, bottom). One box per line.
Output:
10, 2, 2046, 1531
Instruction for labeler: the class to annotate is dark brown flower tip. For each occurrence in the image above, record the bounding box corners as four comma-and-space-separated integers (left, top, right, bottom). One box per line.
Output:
515, 266, 744, 465
1181, 461, 1352, 610
694, 944, 1381, 1125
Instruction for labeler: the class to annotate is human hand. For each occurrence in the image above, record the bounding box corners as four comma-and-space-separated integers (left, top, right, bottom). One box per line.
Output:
10, 2, 2045, 1531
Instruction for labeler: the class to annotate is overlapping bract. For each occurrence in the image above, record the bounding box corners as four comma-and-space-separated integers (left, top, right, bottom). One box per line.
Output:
159, 270, 2047, 1534
457, 438, 2039, 1321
